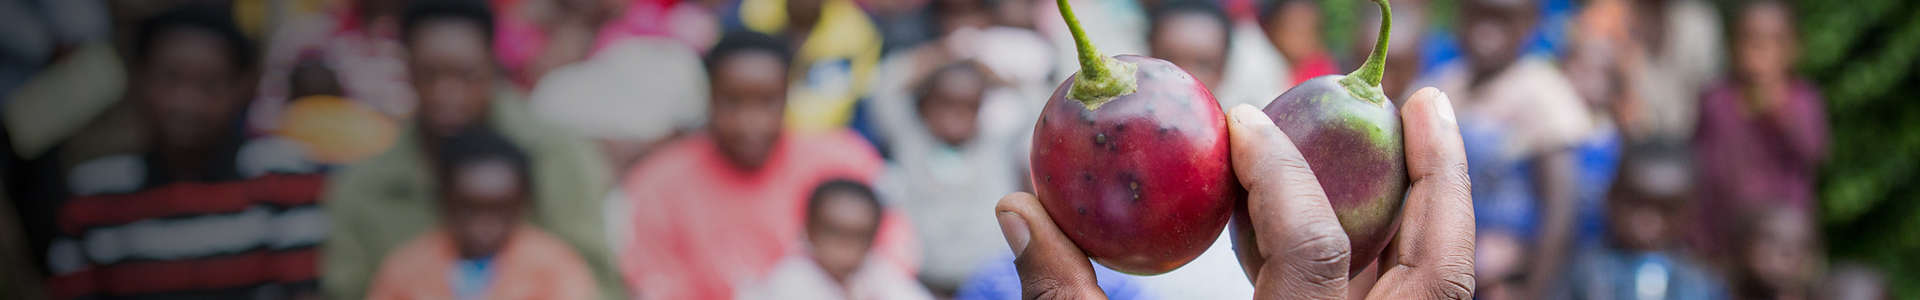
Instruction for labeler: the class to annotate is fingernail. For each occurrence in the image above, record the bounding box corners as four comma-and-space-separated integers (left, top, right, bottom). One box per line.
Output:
1229, 104, 1270, 126
997, 210, 1031, 254
1432, 91, 1456, 125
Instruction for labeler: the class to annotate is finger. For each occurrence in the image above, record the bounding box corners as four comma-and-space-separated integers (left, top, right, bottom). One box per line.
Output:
1225, 104, 1352, 299
1368, 87, 1476, 300
996, 192, 1108, 300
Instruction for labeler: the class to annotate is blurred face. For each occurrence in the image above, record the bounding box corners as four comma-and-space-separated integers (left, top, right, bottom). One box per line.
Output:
807, 190, 880, 284
787, 0, 824, 29
935, 0, 992, 35
1474, 231, 1528, 300
992, 0, 1035, 28
1152, 13, 1228, 89
1735, 3, 1794, 85
1606, 196, 1671, 251
1743, 210, 1815, 295
289, 58, 343, 99
1459, 0, 1533, 78
918, 69, 986, 147
1562, 41, 1619, 110
135, 28, 249, 154
1264, 1, 1322, 63
708, 52, 789, 170
360, 0, 413, 37
407, 20, 498, 138
442, 159, 528, 259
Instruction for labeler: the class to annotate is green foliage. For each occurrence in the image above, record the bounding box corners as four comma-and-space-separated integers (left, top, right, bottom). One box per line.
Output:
1791, 0, 1920, 297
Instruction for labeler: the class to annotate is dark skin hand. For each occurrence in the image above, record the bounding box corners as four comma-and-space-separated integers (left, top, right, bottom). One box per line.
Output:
996, 87, 1475, 299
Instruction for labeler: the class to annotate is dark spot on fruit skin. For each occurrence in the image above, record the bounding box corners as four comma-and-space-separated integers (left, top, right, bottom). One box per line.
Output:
1115, 124, 1128, 132
1077, 206, 1088, 215
1046, 175, 1054, 183
1082, 173, 1093, 182
1094, 133, 1108, 146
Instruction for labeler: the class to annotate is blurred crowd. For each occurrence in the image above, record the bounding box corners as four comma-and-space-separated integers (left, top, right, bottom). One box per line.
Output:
0, 0, 1895, 299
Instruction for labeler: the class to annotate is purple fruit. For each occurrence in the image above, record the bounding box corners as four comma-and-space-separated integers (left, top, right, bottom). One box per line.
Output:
1258, 0, 1408, 275
1029, 0, 1237, 275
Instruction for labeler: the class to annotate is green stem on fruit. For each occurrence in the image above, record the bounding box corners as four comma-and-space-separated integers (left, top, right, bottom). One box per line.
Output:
1346, 0, 1391, 87
1057, 0, 1136, 110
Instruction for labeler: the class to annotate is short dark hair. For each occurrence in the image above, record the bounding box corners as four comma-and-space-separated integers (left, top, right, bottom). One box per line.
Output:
1149, 0, 1233, 51
1258, 0, 1315, 27
704, 31, 793, 76
401, 0, 497, 47
913, 61, 987, 107
806, 179, 883, 229
133, 4, 255, 71
431, 125, 531, 194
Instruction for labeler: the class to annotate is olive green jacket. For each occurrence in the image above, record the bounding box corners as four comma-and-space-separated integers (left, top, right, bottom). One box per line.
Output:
320, 94, 626, 299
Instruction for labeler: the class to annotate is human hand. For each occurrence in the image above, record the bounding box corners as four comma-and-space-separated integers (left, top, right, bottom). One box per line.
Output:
994, 87, 1475, 299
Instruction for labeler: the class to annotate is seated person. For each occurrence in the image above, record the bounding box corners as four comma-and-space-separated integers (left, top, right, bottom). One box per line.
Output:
368, 128, 596, 300
620, 31, 915, 300
737, 0, 882, 131
1727, 206, 1818, 300
876, 61, 1022, 293
1558, 144, 1724, 300
738, 180, 932, 299
1258, 0, 1335, 86
43, 5, 329, 299
322, 1, 625, 298
1689, 0, 1826, 258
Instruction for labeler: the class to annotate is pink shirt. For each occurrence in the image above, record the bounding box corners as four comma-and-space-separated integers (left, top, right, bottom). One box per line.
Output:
620, 130, 919, 300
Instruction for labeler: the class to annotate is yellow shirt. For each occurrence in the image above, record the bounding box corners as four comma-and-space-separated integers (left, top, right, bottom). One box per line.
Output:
741, 0, 882, 131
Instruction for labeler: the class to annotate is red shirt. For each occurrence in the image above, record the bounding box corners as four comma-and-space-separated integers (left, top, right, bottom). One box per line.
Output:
1289, 53, 1339, 87
620, 130, 919, 300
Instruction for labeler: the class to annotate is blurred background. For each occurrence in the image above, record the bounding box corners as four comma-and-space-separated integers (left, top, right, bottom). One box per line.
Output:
0, 0, 1914, 299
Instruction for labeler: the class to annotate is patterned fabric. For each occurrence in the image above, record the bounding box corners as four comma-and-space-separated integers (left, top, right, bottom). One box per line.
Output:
46, 167, 327, 299
740, 0, 884, 131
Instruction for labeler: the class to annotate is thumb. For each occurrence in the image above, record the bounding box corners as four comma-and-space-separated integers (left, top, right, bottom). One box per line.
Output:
997, 192, 1108, 300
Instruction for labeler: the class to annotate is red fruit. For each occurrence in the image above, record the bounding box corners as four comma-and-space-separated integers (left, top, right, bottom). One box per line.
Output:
1257, 0, 1408, 275
1029, 0, 1236, 275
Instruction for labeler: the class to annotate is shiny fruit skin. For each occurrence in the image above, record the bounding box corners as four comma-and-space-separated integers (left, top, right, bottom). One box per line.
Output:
1030, 55, 1237, 275
1260, 75, 1408, 274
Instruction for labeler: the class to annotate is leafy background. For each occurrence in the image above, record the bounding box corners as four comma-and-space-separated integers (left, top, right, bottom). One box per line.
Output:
1311, 0, 1920, 296
1789, 0, 1920, 297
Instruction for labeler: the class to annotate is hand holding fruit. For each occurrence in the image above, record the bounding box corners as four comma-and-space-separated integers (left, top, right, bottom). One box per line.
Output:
994, 88, 1475, 299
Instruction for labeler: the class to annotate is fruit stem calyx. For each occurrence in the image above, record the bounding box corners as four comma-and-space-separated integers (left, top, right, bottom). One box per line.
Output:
1057, 0, 1136, 110
1345, 0, 1391, 88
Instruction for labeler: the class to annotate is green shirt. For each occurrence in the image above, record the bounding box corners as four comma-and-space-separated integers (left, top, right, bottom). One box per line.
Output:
320, 94, 626, 299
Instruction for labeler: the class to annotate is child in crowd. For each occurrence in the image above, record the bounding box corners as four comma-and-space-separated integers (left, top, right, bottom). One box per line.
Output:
1474, 228, 1530, 300
323, 1, 626, 298
622, 31, 914, 300
44, 5, 332, 299
1147, 0, 1231, 91
1424, 0, 1596, 293
1688, 0, 1826, 258
1558, 143, 1724, 300
367, 128, 596, 300
1259, 0, 1335, 86
739, 180, 933, 299
1728, 207, 1818, 300
877, 61, 1022, 294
